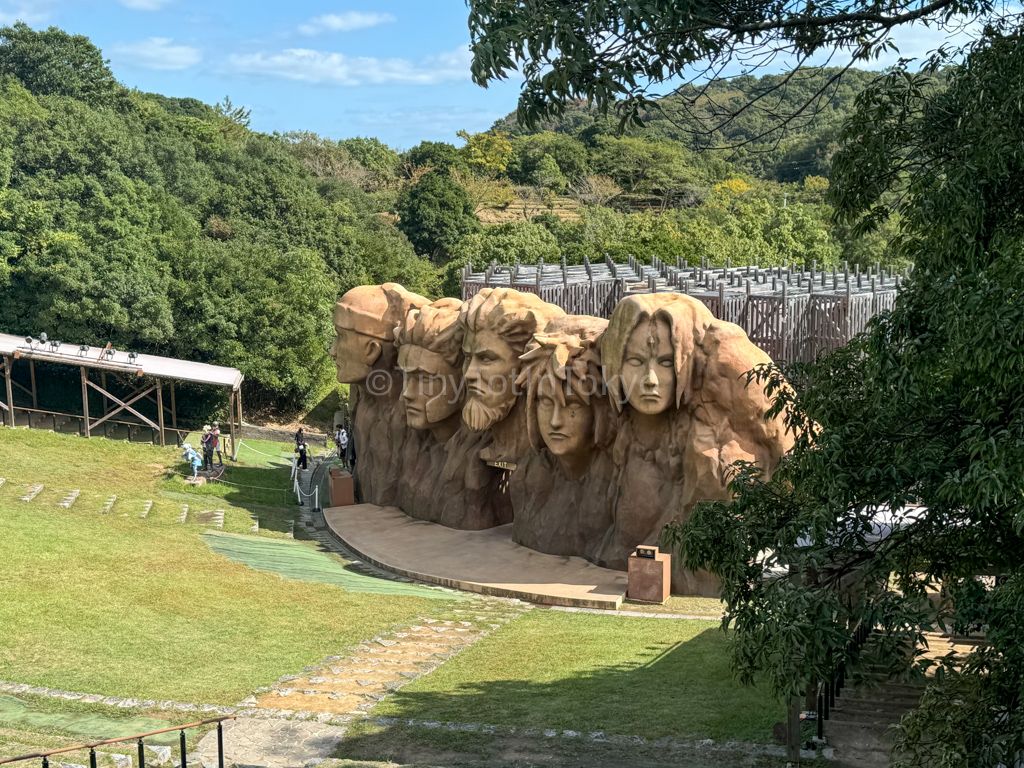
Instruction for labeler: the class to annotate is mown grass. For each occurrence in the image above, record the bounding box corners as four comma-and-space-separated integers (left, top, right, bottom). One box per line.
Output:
0, 429, 434, 703
372, 609, 782, 743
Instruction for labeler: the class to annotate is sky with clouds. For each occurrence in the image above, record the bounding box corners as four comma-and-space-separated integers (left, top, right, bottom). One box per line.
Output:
0, 0, 979, 150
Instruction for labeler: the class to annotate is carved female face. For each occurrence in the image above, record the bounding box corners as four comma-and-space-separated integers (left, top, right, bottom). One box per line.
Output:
620, 317, 675, 415
536, 375, 594, 458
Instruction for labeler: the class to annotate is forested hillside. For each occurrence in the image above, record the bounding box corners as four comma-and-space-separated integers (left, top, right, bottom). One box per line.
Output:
0, 24, 900, 416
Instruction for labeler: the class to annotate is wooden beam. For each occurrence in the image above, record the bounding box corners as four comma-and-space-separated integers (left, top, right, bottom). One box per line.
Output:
156, 378, 165, 447
85, 380, 159, 432
228, 390, 237, 462
80, 366, 90, 437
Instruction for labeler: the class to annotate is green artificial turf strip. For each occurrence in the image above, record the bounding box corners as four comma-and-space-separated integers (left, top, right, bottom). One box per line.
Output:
0, 498, 432, 704
373, 609, 783, 743
201, 531, 461, 600
0, 696, 180, 744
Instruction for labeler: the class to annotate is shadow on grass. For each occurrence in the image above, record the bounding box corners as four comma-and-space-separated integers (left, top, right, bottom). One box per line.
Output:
364, 627, 781, 744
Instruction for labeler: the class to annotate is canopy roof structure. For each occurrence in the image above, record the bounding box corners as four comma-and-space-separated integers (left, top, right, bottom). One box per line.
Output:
0, 332, 245, 457
0, 333, 242, 388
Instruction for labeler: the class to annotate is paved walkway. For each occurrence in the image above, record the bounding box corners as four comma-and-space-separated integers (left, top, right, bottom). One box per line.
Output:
196, 719, 347, 768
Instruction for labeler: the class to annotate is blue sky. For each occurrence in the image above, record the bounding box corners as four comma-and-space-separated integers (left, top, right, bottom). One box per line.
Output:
0, 0, 982, 150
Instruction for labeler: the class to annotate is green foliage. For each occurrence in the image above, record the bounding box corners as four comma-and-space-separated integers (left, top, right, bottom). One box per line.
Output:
507, 131, 589, 185
0, 23, 128, 110
456, 129, 513, 176
404, 141, 470, 177
396, 170, 481, 262
452, 220, 561, 268
672, 19, 1024, 767
531, 154, 567, 193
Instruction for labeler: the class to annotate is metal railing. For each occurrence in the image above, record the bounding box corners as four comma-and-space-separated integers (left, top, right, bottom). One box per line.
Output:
0, 715, 236, 768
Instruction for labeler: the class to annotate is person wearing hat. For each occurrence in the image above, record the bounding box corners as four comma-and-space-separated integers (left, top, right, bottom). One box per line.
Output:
211, 421, 223, 466
200, 424, 214, 473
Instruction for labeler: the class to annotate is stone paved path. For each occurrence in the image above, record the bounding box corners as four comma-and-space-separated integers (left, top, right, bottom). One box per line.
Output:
196, 719, 348, 768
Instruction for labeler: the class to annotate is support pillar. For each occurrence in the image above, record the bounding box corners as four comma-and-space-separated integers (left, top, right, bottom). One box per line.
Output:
3, 356, 13, 428
29, 359, 38, 410
170, 380, 177, 430
80, 366, 90, 437
234, 387, 244, 461
156, 378, 165, 447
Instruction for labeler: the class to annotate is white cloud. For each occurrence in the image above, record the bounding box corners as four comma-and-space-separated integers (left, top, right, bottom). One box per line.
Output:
118, 0, 173, 9
299, 11, 395, 35
110, 38, 202, 70
226, 45, 471, 86
0, 0, 52, 25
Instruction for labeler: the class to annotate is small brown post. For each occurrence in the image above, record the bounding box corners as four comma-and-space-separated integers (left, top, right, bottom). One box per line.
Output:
80, 366, 90, 437
787, 696, 802, 763
29, 359, 38, 410
156, 378, 165, 447
3, 356, 13, 427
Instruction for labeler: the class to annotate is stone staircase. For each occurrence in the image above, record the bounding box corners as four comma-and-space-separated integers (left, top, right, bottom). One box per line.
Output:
826, 632, 982, 767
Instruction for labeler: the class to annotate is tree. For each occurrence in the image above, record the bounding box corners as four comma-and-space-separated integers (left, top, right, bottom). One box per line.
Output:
0, 23, 127, 109
532, 154, 567, 193
451, 220, 561, 269
506, 131, 589, 185
670, 20, 1024, 767
468, 0, 990, 136
456, 129, 512, 176
395, 170, 481, 262
404, 140, 470, 177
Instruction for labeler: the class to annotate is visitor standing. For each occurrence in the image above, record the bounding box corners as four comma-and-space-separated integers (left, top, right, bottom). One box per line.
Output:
344, 430, 355, 470
339, 427, 349, 469
211, 421, 223, 466
200, 425, 214, 473
297, 441, 310, 470
295, 426, 304, 448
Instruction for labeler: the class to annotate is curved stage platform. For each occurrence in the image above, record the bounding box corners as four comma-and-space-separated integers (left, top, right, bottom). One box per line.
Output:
323, 504, 628, 609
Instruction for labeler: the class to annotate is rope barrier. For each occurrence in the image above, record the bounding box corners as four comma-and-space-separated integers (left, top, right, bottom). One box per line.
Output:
237, 440, 294, 460
167, 467, 293, 493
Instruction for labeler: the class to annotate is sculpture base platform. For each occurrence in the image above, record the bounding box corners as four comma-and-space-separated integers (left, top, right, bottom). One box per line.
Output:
323, 504, 627, 609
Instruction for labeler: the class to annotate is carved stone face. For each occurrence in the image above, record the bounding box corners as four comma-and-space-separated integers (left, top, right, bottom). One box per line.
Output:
330, 322, 382, 384
620, 317, 675, 415
462, 329, 519, 431
536, 376, 594, 459
398, 346, 462, 431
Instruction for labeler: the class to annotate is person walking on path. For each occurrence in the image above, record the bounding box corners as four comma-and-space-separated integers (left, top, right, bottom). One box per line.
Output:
344, 430, 355, 471
297, 441, 310, 470
295, 426, 305, 448
211, 421, 224, 466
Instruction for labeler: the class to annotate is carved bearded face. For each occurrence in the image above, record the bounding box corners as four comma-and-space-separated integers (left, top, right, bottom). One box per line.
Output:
535, 375, 594, 458
462, 329, 519, 431
620, 317, 676, 415
398, 345, 462, 431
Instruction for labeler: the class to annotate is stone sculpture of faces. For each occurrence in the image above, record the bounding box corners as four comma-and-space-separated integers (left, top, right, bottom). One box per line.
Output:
603, 294, 708, 415
457, 289, 566, 432
517, 316, 612, 478
395, 298, 464, 440
331, 283, 428, 384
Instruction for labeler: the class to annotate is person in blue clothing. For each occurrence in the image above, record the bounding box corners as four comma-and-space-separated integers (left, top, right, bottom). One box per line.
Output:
182, 443, 203, 480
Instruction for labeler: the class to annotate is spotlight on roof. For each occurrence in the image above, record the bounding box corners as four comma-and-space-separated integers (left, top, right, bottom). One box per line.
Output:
24, 336, 33, 347
40, 332, 48, 343
50, 339, 60, 352
127, 351, 138, 364
105, 348, 115, 359
79, 344, 90, 356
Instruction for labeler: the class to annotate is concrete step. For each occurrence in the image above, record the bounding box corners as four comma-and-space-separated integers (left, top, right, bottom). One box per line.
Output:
828, 706, 911, 725
827, 718, 894, 751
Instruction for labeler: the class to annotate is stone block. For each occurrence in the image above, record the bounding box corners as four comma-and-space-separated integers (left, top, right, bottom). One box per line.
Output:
627, 548, 671, 604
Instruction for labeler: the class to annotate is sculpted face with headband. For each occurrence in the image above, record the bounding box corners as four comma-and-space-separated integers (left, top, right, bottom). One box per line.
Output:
395, 299, 465, 443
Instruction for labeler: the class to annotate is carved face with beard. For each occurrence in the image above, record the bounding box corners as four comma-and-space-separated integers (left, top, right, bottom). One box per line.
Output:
458, 289, 566, 434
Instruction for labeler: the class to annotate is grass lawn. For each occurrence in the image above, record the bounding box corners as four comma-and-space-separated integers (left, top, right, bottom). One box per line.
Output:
0, 429, 437, 704
373, 609, 783, 743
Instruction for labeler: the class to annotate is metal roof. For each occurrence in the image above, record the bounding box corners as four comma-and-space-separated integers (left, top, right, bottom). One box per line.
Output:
0, 333, 243, 389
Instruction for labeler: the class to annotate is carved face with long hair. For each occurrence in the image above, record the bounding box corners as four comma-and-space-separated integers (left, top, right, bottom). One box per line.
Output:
457, 288, 565, 432
602, 293, 713, 415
